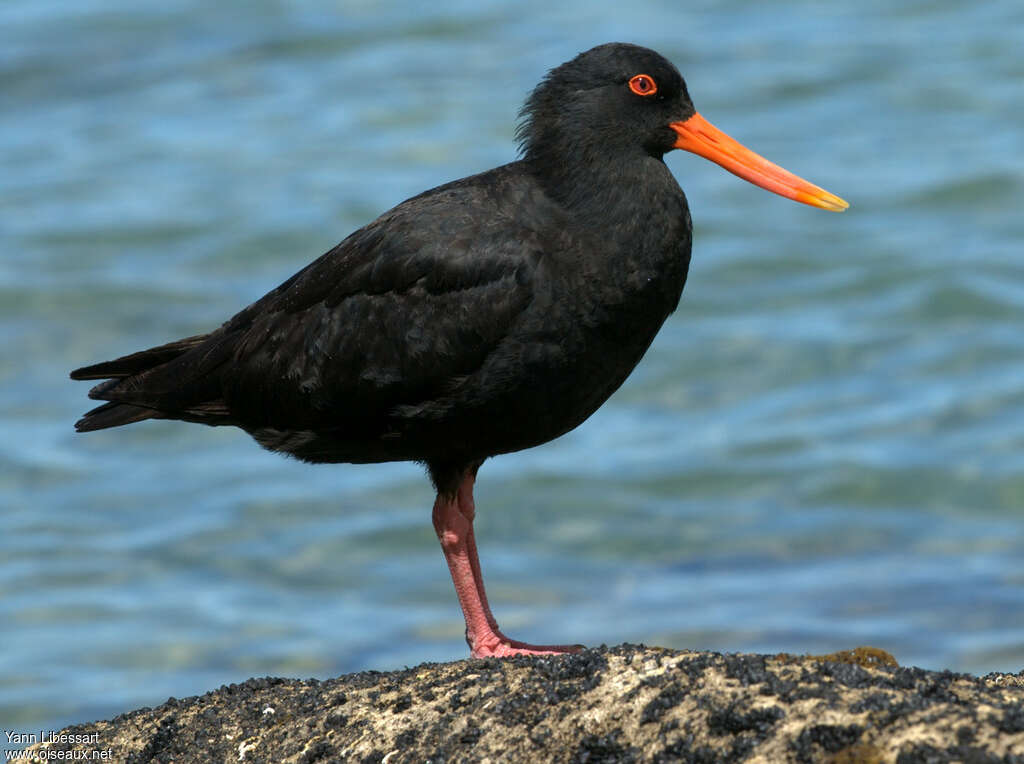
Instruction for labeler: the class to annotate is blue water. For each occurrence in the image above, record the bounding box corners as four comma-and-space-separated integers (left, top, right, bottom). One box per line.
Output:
3, 0, 1024, 736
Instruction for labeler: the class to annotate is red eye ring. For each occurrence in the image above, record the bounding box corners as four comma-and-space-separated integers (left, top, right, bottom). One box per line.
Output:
628, 74, 657, 97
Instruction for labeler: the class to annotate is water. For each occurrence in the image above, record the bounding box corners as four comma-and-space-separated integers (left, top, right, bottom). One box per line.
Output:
3, 0, 1024, 735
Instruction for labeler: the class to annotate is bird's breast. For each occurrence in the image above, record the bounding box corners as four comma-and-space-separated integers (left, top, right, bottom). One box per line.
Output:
435, 233, 692, 458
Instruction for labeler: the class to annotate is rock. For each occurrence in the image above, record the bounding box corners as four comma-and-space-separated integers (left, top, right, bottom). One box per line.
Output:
23, 645, 1024, 762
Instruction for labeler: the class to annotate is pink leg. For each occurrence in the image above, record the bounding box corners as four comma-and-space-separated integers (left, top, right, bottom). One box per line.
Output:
432, 468, 583, 658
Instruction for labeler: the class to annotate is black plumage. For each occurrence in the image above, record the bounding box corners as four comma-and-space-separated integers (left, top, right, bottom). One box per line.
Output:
72, 43, 845, 656
73, 44, 692, 495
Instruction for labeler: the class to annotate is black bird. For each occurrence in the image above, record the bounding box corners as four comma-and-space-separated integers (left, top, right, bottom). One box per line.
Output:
71, 43, 847, 658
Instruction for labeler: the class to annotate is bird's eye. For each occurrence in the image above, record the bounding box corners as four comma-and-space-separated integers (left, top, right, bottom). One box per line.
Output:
628, 74, 657, 97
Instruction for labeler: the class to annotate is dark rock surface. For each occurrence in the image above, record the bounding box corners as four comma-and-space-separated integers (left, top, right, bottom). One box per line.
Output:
25, 645, 1024, 762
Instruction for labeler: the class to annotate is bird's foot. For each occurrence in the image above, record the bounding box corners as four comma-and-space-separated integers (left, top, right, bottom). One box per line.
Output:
469, 632, 584, 659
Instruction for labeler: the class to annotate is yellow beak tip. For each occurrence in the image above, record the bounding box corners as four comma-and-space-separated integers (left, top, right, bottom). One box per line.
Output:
797, 190, 850, 212
826, 196, 850, 212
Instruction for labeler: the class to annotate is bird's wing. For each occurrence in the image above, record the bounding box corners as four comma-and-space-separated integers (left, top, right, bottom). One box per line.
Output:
88, 166, 565, 430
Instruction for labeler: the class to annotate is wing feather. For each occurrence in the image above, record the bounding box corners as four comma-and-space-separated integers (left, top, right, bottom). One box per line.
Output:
82, 165, 559, 435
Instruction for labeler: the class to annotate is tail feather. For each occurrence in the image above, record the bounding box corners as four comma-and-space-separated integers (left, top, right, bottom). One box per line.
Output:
70, 331, 231, 432
75, 401, 159, 432
70, 334, 208, 381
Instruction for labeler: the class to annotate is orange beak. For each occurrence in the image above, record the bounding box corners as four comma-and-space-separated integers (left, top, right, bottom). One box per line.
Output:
670, 112, 848, 212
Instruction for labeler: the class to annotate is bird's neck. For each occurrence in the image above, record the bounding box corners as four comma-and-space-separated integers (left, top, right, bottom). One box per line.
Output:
523, 149, 693, 316
523, 148, 685, 232
524, 147, 691, 268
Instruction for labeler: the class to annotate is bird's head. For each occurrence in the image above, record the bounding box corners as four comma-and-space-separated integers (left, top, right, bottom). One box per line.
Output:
517, 43, 848, 212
